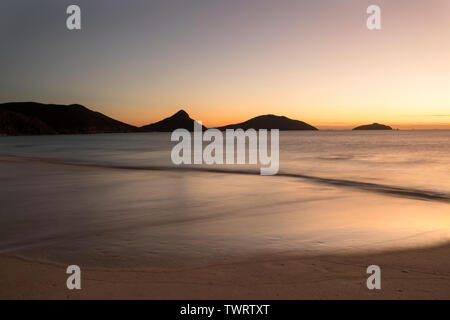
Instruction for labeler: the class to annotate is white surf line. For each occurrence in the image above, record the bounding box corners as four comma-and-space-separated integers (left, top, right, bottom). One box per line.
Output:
2, 154, 449, 203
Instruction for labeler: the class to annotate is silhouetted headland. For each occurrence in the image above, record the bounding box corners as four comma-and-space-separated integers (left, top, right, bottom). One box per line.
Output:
216, 114, 318, 131
140, 109, 207, 132
0, 102, 136, 135
0, 102, 408, 136
352, 123, 392, 130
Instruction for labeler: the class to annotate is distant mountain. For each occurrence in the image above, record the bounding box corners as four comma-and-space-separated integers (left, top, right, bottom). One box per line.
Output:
140, 109, 207, 132
0, 102, 136, 136
217, 114, 318, 131
352, 123, 392, 130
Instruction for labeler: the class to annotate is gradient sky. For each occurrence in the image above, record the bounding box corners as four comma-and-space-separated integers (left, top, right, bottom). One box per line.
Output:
1, 0, 449, 129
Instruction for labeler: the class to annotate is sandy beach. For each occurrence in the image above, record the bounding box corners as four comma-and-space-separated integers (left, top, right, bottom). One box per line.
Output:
1, 242, 449, 300
1, 132, 449, 300
2, 0, 450, 304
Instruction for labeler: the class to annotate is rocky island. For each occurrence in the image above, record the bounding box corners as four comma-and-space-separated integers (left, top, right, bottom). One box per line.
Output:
352, 123, 392, 130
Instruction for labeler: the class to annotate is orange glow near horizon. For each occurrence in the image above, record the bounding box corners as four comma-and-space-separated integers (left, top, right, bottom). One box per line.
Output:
4, 1, 449, 130
105, 104, 450, 130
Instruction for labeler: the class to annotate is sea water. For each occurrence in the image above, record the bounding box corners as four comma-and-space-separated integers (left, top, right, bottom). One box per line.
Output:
0, 130, 449, 269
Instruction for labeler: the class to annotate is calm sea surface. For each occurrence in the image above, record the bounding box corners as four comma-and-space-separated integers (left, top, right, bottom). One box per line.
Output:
0, 131, 449, 268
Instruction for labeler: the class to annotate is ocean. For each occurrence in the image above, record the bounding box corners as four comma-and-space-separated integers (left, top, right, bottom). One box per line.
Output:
0, 130, 449, 269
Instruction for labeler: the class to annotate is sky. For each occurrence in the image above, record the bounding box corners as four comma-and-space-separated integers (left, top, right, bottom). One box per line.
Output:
1, 0, 449, 129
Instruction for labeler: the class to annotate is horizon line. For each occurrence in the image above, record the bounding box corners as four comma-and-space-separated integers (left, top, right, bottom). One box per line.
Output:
2, 101, 450, 131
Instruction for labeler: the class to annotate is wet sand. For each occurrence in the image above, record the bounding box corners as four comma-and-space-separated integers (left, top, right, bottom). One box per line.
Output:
1, 143, 449, 300
1, 243, 449, 300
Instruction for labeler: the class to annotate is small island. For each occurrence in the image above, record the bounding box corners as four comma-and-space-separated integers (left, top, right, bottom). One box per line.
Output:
352, 123, 392, 130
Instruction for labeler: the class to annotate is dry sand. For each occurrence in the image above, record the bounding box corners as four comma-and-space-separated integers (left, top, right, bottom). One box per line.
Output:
1, 243, 449, 300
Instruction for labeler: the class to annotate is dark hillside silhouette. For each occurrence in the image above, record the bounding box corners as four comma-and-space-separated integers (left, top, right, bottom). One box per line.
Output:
217, 114, 318, 131
0, 102, 136, 135
353, 123, 392, 130
140, 109, 207, 132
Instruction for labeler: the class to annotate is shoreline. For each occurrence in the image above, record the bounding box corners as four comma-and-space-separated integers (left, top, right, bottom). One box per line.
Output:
1, 136, 449, 300
1, 243, 449, 300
